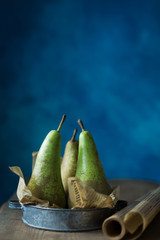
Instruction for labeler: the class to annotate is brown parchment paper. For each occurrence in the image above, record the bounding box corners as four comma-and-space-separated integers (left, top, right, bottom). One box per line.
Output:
10, 166, 119, 209
68, 177, 119, 209
9, 166, 61, 208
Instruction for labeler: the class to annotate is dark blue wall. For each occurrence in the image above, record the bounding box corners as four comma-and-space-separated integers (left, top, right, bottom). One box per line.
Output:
1, 0, 160, 205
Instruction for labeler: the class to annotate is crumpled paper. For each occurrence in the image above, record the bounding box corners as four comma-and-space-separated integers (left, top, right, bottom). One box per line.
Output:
9, 166, 119, 209
9, 166, 61, 208
68, 177, 119, 209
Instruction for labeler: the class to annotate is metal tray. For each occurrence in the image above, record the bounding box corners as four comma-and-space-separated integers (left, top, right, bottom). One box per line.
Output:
9, 200, 127, 231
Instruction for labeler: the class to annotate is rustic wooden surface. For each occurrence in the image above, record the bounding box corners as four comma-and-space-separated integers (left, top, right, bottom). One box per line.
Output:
0, 179, 160, 240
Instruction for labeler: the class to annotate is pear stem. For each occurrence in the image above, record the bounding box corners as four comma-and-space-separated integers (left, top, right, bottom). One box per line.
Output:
71, 128, 77, 141
57, 114, 66, 132
78, 119, 85, 131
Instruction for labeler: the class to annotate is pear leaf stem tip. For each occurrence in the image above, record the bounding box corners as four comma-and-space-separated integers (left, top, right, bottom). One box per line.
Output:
57, 114, 66, 132
71, 128, 78, 141
78, 119, 85, 131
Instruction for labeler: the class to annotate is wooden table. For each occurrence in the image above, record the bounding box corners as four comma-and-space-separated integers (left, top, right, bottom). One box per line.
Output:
0, 179, 160, 240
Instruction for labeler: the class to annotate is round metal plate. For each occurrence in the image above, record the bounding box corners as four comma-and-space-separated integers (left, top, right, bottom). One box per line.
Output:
22, 200, 127, 232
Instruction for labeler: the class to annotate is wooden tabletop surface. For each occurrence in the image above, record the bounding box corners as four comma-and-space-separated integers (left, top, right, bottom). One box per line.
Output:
0, 179, 160, 240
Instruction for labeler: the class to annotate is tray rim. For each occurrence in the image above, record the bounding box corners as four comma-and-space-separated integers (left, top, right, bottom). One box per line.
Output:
22, 204, 112, 212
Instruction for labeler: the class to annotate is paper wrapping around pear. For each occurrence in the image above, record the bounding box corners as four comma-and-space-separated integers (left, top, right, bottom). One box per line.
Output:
9, 166, 61, 208
67, 177, 119, 209
9, 167, 119, 210
32, 151, 38, 171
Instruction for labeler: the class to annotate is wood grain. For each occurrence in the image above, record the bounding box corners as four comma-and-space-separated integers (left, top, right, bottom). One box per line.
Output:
0, 179, 159, 240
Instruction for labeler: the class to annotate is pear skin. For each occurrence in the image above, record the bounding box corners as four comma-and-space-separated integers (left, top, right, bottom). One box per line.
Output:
61, 129, 78, 195
75, 119, 112, 195
27, 115, 67, 208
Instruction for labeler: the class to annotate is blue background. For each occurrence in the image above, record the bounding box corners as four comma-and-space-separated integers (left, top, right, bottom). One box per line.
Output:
0, 0, 160, 206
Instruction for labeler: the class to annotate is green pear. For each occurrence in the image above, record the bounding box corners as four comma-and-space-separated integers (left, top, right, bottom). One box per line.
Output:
75, 119, 112, 195
61, 129, 78, 195
27, 115, 67, 208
